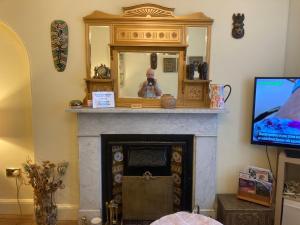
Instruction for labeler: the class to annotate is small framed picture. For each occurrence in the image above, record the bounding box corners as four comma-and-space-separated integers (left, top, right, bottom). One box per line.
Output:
92, 91, 115, 108
163, 58, 178, 73
188, 56, 203, 71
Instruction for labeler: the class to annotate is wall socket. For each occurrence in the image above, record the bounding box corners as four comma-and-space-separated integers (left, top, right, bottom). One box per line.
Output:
6, 168, 21, 177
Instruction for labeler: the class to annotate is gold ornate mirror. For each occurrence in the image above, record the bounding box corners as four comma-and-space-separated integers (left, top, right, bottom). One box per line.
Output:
84, 4, 213, 108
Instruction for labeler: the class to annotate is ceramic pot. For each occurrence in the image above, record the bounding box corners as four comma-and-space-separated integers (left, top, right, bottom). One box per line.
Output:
161, 94, 176, 108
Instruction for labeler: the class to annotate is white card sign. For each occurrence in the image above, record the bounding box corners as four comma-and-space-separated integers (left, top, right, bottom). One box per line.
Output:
92, 91, 115, 108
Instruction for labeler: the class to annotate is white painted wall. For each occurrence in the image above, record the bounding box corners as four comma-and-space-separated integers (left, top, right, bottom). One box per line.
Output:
285, 0, 300, 75
0, 0, 289, 218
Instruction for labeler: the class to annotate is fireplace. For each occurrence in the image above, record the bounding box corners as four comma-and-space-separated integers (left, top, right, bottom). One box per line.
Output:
101, 134, 194, 222
68, 108, 223, 221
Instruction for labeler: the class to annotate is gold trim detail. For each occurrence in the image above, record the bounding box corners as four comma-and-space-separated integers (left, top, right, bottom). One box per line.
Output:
114, 26, 183, 44
122, 4, 174, 17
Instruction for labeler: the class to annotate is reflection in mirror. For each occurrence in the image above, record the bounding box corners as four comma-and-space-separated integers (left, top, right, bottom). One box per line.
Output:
118, 52, 179, 99
90, 26, 110, 76
186, 27, 208, 79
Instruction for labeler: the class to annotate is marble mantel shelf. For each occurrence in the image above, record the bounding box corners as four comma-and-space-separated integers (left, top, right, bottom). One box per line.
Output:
66, 107, 226, 114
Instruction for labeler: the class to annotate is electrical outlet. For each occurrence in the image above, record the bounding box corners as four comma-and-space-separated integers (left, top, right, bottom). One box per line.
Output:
6, 168, 21, 177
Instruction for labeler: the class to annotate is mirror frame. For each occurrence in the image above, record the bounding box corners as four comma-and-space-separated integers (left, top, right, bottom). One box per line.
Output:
84, 3, 213, 108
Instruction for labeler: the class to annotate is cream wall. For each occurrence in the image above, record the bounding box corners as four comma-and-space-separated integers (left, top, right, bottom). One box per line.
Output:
285, 0, 300, 74
0, 22, 34, 213
0, 0, 289, 218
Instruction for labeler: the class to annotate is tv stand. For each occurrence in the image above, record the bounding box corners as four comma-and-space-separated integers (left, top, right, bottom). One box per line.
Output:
274, 151, 300, 225
285, 149, 300, 158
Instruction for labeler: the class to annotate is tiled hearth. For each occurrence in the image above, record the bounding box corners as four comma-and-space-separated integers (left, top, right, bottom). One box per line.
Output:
67, 108, 224, 220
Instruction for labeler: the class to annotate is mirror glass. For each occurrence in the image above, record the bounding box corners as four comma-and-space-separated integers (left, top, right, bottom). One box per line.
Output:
186, 27, 208, 79
118, 52, 179, 99
90, 26, 110, 76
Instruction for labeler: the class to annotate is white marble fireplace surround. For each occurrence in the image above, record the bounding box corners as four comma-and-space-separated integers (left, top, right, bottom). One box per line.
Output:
68, 107, 224, 219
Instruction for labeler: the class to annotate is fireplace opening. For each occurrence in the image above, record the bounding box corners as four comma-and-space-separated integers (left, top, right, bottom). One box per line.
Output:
125, 143, 171, 176
101, 134, 194, 224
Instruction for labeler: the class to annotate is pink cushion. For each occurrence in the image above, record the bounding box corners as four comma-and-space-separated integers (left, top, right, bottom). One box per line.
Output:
151, 211, 223, 225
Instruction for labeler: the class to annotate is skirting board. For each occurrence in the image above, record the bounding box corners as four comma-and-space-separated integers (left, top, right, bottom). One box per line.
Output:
199, 209, 216, 219
0, 199, 78, 220
78, 209, 216, 221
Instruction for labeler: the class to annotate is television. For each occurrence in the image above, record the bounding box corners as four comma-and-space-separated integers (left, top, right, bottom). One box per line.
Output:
251, 77, 300, 149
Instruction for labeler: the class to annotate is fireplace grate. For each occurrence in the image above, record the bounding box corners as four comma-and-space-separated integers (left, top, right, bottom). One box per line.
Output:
101, 134, 194, 223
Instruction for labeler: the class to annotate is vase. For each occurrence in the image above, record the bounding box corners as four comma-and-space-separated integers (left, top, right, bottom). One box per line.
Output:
186, 64, 195, 80
198, 62, 209, 80
209, 84, 232, 109
161, 94, 176, 108
34, 193, 58, 225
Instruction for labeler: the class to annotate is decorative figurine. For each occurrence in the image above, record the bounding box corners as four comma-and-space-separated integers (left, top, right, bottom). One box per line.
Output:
80, 216, 88, 225
198, 62, 208, 80
232, 13, 245, 39
70, 100, 83, 108
93, 64, 111, 79
105, 200, 119, 225
150, 53, 157, 69
186, 64, 195, 80
50, 20, 68, 72
198, 62, 209, 80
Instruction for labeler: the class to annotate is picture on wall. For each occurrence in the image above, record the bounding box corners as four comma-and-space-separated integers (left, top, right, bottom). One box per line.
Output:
188, 56, 203, 71
163, 58, 178, 73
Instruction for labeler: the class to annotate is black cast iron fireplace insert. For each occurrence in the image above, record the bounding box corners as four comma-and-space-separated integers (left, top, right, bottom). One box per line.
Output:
101, 134, 194, 224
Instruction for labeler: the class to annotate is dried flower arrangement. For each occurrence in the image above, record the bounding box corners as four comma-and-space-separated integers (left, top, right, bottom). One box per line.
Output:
23, 160, 68, 225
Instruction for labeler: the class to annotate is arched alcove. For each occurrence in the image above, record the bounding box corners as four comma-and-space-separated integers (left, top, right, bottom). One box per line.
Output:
0, 21, 34, 214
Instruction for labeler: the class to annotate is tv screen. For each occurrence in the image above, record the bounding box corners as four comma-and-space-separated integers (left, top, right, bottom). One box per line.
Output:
251, 77, 300, 148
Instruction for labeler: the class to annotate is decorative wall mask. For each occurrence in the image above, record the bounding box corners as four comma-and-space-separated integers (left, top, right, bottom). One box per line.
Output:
150, 53, 157, 69
232, 13, 245, 39
51, 20, 68, 72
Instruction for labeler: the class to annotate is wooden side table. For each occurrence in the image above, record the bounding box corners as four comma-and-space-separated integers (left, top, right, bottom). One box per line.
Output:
217, 194, 274, 225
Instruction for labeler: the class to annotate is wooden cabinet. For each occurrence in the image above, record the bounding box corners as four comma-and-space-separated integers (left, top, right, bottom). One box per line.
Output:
217, 194, 274, 225
274, 151, 300, 225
